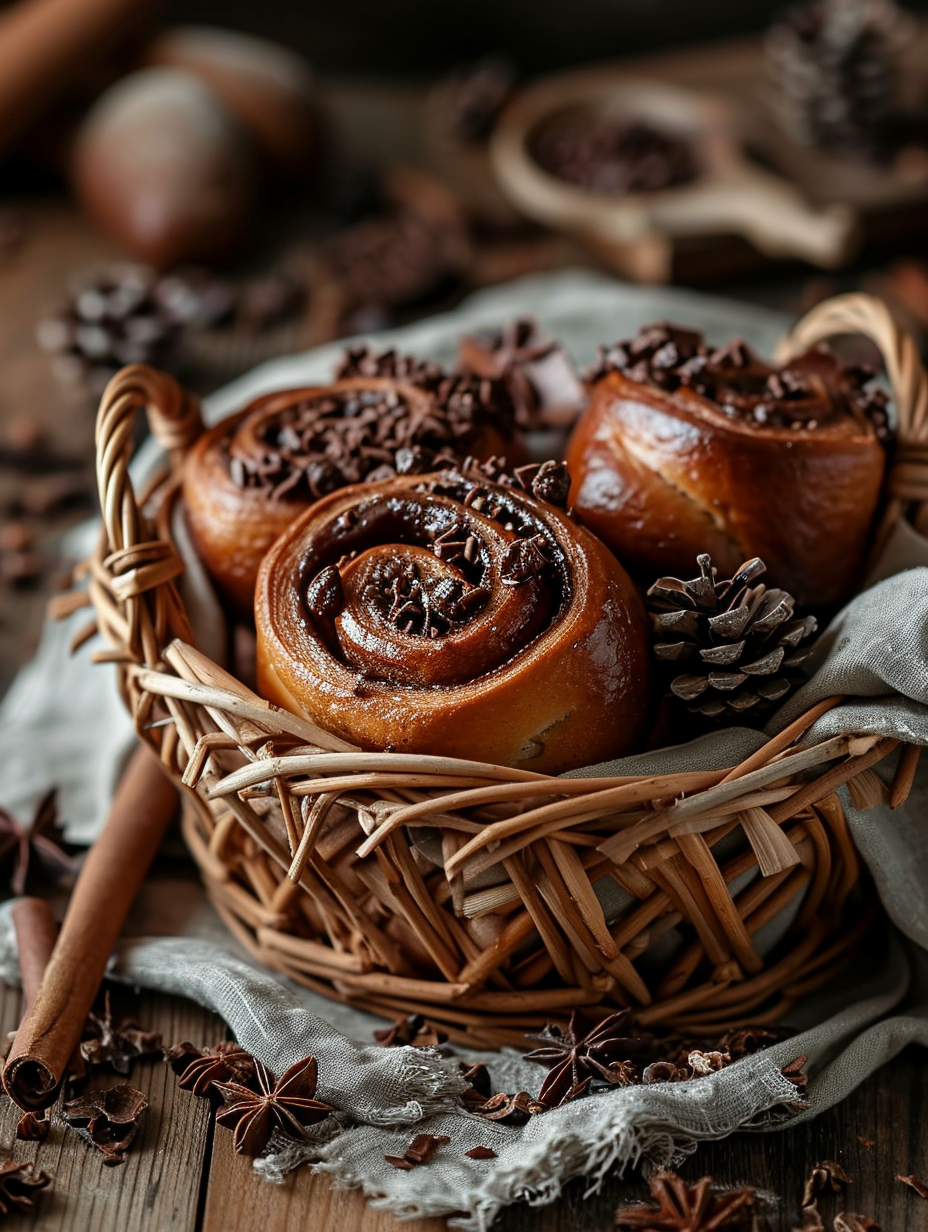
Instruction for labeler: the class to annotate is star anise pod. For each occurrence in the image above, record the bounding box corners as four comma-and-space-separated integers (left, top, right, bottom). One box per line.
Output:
0, 787, 73, 895
0, 1160, 51, 1215
62, 1082, 148, 1166
215, 1056, 334, 1156
525, 1010, 650, 1107
647, 554, 818, 721
614, 1170, 757, 1231
166, 1040, 257, 1097
373, 1013, 448, 1049
81, 991, 162, 1075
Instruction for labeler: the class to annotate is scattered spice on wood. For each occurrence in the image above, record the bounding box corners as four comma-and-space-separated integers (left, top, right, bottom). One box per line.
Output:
166, 1040, 257, 1097
857, 1137, 876, 1149
373, 1014, 448, 1049
614, 1170, 757, 1230
896, 1174, 928, 1198
62, 1082, 149, 1166
466, 1146, 498, 1160
803, 1160, 853, 1209
15, 1108, 50, 1141
525, 1010, 650, 1107
81, 990, 162, 1075
833, 1214, 881, 1231
0, 787, 73, 896
215, 1056, 333, 1156
0, 1160, 51, 1216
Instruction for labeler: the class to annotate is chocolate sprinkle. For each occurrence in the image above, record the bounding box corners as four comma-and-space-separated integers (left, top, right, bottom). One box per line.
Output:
588, 321, 892, 439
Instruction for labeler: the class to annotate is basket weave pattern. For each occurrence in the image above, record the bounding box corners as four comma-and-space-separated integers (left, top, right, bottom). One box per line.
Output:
77, 295, 928, 1048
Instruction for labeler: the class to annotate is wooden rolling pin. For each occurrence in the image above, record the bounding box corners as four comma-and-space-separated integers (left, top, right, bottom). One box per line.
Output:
3, 744, 177, 1110
0, 0, 159, 156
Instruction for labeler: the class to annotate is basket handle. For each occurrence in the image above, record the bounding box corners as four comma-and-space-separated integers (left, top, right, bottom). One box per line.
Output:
94, 365, 203, 658
777, 293, 928, 538
95, 364, 203, 556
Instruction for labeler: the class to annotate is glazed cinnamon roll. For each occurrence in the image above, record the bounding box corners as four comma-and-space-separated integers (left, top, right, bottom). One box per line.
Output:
566, 322, 889, 608
255, 460, 651, 773
182, 367, 518, 614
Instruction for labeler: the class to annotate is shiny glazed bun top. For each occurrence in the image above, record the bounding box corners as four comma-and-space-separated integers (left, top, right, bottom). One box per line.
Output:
255, 458, 651, 774
183, 348, 521, 614
566, 321, 889, 608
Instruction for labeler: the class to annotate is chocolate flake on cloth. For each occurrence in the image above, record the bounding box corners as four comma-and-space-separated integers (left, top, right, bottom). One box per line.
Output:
166, 1039, 258, 1096
81, 990, 162, 1074
384, 1133, 451, 1170
525, 1010, 650, 1107
62, 1083, 148, 1166
0, 1160, 51, 1215
896, 1173, 928, 1198
0, 787, 73, 896
373, 1015, 448, 1049
215, 1056, 333, 1156
613, 1169, 757, 1230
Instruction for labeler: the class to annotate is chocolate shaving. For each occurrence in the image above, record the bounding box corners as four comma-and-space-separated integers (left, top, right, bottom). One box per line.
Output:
0, 1160, 51, 1215
500, 534, 549, 585
473, 1091, 545, 1125
373, 1014, 448, 1049
15, 1109, 50, 1141
465, 1145, 498, 1160
62, 1082, 149, 1166
834, 1215, 881, 1231
587, 321, 892, 440
81, 990, 162, 1075
896, 1174, 928, 1198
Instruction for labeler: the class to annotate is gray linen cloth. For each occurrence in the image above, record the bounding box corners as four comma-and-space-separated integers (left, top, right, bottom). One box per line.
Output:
1, 271, 927, 1229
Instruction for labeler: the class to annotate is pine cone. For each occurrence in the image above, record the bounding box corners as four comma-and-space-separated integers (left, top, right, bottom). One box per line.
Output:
37, 264, 234, 396
765, 0, 911, 156
647, 555, 818, 721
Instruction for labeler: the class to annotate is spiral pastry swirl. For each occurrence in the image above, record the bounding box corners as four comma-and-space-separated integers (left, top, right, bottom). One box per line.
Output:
182, 375, 517, 614
255, 465, 651, 773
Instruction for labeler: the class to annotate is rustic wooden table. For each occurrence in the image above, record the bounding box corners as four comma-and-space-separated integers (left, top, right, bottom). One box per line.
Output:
1, 69, 927, 1228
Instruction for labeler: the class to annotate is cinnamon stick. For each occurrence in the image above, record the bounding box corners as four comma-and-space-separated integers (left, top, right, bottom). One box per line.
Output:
10, 898, 58, 1020
0, 0, 158, 156
2, 744, 177, 1111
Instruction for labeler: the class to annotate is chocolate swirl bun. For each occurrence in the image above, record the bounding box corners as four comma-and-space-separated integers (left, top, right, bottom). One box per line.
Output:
255, 462, 650, 773
183, 368, 518, 614
566, 322, 889, 608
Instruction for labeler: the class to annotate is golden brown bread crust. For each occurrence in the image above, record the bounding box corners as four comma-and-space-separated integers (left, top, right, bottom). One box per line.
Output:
254, 468, 651, 774
566, 367, 887, 608
182, 378, 515, 616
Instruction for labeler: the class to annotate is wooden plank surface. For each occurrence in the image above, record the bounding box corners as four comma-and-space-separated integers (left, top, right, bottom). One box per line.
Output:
0, 73, 926, 1232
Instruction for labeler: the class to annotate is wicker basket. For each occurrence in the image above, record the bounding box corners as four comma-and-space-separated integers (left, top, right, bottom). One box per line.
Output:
77, 294, 928, 1049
